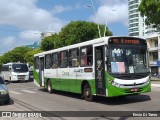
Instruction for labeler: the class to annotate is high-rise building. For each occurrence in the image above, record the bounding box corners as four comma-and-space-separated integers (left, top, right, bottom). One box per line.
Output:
128, 0, 160, 37
128, 0, 144, 37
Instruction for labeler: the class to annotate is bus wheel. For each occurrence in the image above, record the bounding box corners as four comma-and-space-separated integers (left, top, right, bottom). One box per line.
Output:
47, 80, 53, 93
83, 83, 93, 101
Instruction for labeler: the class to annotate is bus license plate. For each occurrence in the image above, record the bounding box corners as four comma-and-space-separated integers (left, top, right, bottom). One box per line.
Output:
131, 88, 138, 92
18, 77, 25, 80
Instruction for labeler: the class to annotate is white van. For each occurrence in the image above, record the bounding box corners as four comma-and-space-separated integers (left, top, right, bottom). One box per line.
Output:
1, 63, 29, 82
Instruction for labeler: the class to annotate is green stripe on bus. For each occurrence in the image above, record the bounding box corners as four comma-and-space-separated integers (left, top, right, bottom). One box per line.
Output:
34, 70, 40, 84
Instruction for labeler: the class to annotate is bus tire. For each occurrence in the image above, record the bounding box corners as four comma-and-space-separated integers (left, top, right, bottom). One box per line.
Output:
83, 83, 93, 101
47, 80, 53, 94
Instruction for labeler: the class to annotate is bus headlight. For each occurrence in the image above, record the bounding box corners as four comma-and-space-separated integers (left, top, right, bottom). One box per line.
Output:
110, 80, 123, 88
12, 75, 17, 79
144, 79, 150, 86
115, 82, 123, 88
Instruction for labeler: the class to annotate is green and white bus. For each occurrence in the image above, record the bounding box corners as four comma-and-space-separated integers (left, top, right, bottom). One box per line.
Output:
34, 36, 151, 101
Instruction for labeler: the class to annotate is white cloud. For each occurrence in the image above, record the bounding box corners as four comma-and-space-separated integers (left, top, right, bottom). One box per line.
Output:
0, 33, 40, 54
90, 0, 128, 26
1, 37, 16, 46
0, 0, 66, 32
52, 5, 72, 15
0, 36, 18, 54
19, 30, 41, 42
0, 0, 68, 54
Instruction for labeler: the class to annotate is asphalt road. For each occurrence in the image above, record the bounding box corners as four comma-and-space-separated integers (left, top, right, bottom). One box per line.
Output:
0, 81, 160, 120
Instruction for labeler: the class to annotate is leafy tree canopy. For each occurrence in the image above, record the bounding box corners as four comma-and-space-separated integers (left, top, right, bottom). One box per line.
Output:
0, 46, 32, 65
138, 0, 160, 28
40, 21, 112, 51
59, 21, 112, 46
40, 33, 58, 51
24, 48, 43, 65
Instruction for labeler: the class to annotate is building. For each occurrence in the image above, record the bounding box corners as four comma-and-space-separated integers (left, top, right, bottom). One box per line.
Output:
128, 0, 144, 37
23, 41, 39, 49
146, 34, 160, 77
128, 0, 160, 37
41, 32, 55, 39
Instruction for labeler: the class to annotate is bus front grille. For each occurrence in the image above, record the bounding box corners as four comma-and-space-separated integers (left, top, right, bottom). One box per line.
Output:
123, 83, 144, 86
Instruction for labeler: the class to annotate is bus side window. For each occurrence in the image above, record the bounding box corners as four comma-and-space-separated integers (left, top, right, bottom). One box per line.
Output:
80, 46, 93, 66
34, 57, 39, 69
69, 48, 79, 67
8, 67, 11, 71
45, 54, 52, 69
60, 51, 68, 68
1, 65, 9, 71
87, 46, 93, 65
52, 53, 59, 68
80, 48, 87, 66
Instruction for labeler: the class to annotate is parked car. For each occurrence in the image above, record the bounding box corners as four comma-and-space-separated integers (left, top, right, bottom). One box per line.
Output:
0, 77, 10, 104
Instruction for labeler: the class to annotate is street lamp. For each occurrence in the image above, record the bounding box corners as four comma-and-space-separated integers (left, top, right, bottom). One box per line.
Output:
86, 0, 101, 38
104, 9, 116, 37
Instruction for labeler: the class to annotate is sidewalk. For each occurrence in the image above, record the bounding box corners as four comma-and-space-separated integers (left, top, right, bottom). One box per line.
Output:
151, 77, 160, 81
151, 83, 160, 87
151, 77, 160, 87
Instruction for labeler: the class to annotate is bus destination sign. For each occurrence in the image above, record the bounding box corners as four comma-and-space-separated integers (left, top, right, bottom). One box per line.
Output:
109, 37, 146, 45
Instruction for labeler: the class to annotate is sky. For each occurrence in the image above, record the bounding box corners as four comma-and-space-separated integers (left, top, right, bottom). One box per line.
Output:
0, 0, 128, 54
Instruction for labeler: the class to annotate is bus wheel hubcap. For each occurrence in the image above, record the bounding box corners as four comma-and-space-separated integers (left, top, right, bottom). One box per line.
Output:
86, 89, 89, 96
48, 84, 50, 91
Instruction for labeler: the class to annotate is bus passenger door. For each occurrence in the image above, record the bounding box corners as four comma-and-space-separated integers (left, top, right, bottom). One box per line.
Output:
39, 57, 44, 87
95, 46, 106, 96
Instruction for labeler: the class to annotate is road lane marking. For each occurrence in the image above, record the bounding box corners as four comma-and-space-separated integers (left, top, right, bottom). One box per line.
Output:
151, 84, 160, 88
9, 91, 22, 94
21, 90, 36, 93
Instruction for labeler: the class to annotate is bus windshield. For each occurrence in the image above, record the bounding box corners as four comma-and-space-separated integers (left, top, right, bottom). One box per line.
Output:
12, 64, 28, 72
108, 45, 149, 74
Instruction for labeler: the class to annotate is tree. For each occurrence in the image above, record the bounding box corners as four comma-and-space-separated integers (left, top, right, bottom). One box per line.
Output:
10, 47, 32, 63
40, 34, 58, 51
138, 0, 160, 28
24, 48, 43, 65
40, 21, 112, 51
59, 21, 112, 46
0, 46, 32, 64
0, 52, 12, 64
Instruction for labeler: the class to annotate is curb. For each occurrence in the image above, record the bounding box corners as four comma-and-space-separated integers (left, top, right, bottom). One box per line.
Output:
151, 80, 160, 81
